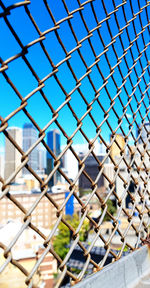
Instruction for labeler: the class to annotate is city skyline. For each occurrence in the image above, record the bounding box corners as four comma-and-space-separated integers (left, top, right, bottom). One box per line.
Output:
1, 120, 149, 161
1, 120, 149, 190
0, 123, 107, 156
0, 1, 150, 287
0, 122, 120, 187
0, 120, 143, 155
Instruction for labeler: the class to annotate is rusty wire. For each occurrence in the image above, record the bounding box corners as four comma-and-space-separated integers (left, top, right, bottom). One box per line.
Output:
0, 0, 150, 287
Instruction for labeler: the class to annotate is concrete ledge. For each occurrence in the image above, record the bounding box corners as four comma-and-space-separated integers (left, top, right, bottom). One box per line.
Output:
74, 245, 150, 288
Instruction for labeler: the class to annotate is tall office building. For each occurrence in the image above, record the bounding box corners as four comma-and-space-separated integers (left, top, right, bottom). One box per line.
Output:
46, 130, 61, 187
110, 134, 125, 160
0, 154, 4, 179
137, 122, 150, 150
4, 127, 22, 181
37, 147, 46, 173
23, 123, 38, 174
79, 155, 107, 190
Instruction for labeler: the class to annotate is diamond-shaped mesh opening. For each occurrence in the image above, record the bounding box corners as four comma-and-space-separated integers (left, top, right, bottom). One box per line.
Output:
0, 0, 150, 287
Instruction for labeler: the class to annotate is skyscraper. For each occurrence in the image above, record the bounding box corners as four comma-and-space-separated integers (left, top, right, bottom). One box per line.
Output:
4, 127, 22, 181
110, 134, 125, 160
0, 153, 4, 179
46, 130, 61, 187
136, 122, 150, 150
139, 122, 150, 150
37, 147, 46, 174
23, 123, 38, 174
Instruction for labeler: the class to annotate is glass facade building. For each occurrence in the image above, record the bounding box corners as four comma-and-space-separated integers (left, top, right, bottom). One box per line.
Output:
46, 130, 61, 187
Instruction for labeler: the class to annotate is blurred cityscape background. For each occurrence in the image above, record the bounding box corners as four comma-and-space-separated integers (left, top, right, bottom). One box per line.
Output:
0, 121, 149, 287
0, 0, 150, 287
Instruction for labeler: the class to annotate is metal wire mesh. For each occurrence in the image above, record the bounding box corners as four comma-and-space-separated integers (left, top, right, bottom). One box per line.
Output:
0, 0, 150, 287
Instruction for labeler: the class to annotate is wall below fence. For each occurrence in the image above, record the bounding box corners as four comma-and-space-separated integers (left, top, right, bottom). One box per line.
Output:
74, 245, 150, 288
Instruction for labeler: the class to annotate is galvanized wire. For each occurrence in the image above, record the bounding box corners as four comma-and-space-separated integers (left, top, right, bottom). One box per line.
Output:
0, 0, 150, 287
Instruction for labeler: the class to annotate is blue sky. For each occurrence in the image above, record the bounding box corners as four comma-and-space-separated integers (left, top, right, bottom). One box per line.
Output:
0, 0, 150, 153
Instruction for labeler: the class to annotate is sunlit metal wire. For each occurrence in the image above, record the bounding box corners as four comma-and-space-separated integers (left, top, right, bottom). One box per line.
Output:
0, 0, 150, 287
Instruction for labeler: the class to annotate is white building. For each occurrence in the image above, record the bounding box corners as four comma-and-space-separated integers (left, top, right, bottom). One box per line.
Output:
4, 127, 22, 181
137, 122, 150, 150
63, 149, 78, 183
37, 147, 46, 174
0, 154, 4, 190
0, 154, 4, 179
62, 140, 108, 188
116, 144, 150, 208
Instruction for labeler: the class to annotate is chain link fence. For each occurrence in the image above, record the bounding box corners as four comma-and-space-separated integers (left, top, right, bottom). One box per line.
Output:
0, 0, 150, 287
